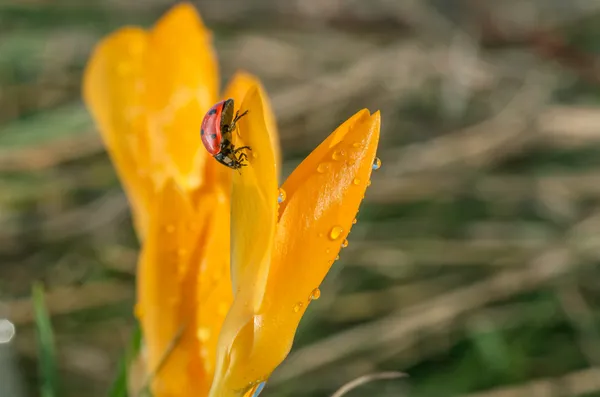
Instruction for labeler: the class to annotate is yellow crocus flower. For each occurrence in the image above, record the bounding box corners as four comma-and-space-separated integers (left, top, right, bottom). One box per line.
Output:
82, 3, 380, 397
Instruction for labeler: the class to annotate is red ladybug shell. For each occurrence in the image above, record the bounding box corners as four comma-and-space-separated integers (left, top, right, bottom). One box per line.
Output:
200, 101, 226, 155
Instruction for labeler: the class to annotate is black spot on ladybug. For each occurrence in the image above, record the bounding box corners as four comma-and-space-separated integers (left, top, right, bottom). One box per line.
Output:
200, 128, 205, 136
210, 134, 217, 140
208, 108, 217, 115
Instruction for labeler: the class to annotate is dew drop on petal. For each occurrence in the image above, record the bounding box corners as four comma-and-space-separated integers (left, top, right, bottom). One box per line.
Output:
353, 178, 361, 185
129, 41, 144, 56
200, 347, 209, 359
329, 226, 343, 240
197, 327, 211, 342
352, 142, 361, 148
332, 150, 344, 161
177, 261, 187, 277
372, 157, 381, 170
352, 218, 357, 225
341, 239, 349, 248
317, 163, 329, 173
218, 301, 229, 316
326, 248, 331, 254
309, 288, 321, 301
278, 188, 286, 203
336, 255, 340, 261
293, 302, 303, 313
117, 62, 132, 75
367, 180, 372, 187
318, 232, 324, 238
165, 224, 175, 234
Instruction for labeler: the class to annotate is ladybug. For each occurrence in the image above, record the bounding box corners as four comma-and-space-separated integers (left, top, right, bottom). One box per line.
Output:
200, 99, 251, 170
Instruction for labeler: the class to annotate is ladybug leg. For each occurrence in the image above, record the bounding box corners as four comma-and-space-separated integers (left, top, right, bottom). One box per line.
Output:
233, 145, 251, 165
228, 110, 249, 136
233, 146, 251, 154
233, 110, 249, 124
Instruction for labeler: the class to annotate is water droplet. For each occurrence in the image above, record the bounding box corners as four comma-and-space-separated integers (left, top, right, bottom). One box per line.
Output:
318, 232, 324, 238
218, 302, 229, 316
310, 288, 321, 301
317, 163, 329, 173
197, 327, 211, 342
129, 41, 144, 56
352, 218, 357, 224
326, 248, 331, 254
252, 151, 259, 159
117, 62, 132, 75
372, 157, 381, 170
177, 261, 187, 277
0, 319, 15, 344
293, 302, 303, 313
332, 150, 344, 161
341, 239, 349, 248
335, 255, 340, 261
352, 142, 361, 148
165, 224, 175, 234
278, 188, 286, 203
367, 180, 372, 187
353, 178, 361, 185
134, 304, 144, 320
329, 226, 343, 240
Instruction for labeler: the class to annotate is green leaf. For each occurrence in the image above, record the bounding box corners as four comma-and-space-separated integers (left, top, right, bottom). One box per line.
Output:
108, 322, 143, 397
32, 282, 60, 397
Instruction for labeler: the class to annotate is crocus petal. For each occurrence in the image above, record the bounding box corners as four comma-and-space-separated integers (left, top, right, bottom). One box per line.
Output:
137, 179, 211, 396
145, 3, 219, 190
229, 85, 278, 296
208, 86, 278, 397
223, 72, 281, 179
249, 111, 380, 384
82, 27, 153, 239
195, 186, 233, 387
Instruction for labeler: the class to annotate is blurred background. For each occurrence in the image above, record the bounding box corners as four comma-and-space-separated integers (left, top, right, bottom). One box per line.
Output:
2, 0, 600, 396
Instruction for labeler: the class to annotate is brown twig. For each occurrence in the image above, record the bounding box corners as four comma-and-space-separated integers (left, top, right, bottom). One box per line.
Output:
330, 372, 407, 397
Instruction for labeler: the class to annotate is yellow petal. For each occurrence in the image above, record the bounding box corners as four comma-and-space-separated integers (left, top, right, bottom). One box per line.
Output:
145, 3, 219, 190
208, 86, 278, 397
195, 186, 233, 387
237, 110, 380, 389
229, 85, 278, 297
137, 179, 211, 396
277, 109, 370, 212
82, 27, 154, 239
223, 71, 281, 179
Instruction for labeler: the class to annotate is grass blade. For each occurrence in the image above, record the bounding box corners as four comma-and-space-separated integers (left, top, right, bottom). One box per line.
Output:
32, 282, 59, 397
108, 322, 143, 397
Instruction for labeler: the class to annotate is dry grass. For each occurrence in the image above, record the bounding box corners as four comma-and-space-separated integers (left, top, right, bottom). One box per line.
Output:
2, 1, 600, 396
